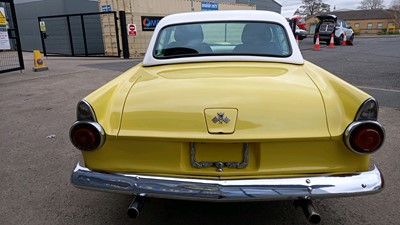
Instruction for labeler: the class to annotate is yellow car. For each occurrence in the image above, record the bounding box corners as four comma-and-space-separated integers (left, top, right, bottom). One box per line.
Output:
70, 11, 384, 223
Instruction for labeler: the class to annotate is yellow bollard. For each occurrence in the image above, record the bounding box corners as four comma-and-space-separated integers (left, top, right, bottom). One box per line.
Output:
32, 50, 49, 72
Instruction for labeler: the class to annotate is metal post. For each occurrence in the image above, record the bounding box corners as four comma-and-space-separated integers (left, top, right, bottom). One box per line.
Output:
191, 0, 194, 11
80, 15, 88, 56
119, 11, 129, 59
66, 16, 75, 56
113, 12, 121, 58
9, 0, 24, 70
38, 18, 47, 56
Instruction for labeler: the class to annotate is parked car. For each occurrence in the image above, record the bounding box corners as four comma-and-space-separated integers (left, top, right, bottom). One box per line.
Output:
295, 25, 307, 40
70, 10, 384, 223
291, 15, 307, 30
314, 14, 354, 45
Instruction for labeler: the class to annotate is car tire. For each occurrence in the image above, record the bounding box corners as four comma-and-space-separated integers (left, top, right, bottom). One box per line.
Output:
348, 34, 354, 45
335, 35, 343, 45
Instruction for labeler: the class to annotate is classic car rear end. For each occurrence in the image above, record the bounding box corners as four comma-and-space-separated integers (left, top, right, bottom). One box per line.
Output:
70, 11, 384, 223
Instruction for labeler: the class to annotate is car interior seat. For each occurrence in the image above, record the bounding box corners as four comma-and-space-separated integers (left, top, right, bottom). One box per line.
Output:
233, 23, 281, 55
164, 24, 212, 56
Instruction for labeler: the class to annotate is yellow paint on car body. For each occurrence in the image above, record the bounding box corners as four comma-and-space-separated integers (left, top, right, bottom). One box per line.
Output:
82, 61, 371, 178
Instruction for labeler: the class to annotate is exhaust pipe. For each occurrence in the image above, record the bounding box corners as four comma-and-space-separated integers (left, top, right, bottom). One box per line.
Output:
295, 199, 321, 224
127, 195, 146, 218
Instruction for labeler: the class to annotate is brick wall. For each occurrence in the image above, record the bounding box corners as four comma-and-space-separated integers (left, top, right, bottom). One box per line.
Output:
306, 16, 397, 35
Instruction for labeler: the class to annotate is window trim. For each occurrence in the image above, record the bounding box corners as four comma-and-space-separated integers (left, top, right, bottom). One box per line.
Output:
153, 21, 293, 60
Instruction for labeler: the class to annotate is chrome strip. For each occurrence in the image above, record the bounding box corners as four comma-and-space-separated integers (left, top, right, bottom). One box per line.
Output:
71, 163, 384, 202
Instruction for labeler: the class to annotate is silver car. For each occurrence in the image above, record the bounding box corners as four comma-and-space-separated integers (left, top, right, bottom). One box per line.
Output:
314, 14, 354, 45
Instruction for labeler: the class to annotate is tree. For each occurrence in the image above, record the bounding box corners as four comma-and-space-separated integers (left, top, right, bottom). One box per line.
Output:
389, 0, 400, 9
358, 0, 385, 9
388, 0, 400, 28
296, 0, 330, 17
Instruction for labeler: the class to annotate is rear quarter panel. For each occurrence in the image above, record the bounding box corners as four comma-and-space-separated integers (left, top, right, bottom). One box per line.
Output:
303, 60, 371, 137
83, 64, 143, 136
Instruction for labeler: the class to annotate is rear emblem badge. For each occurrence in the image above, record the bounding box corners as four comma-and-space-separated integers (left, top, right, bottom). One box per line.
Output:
212, 112, 230, 124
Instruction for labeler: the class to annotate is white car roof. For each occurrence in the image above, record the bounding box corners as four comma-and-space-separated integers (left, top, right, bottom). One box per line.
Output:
142, 10, 304, 66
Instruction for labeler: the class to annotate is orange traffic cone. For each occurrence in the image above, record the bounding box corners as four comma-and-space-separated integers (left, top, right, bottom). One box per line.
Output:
342, 33, 347, 46
32, 50, 49, 72
329, 34, 335, 48
296, 35, 299, 46
314, 34, 320, 50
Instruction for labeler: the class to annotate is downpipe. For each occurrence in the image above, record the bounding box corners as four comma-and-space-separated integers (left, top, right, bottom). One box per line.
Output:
127, 195, 146, 218
294, 199, 321, 224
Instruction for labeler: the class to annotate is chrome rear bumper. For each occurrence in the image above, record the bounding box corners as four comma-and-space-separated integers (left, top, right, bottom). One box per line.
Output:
71, 163, 384, 202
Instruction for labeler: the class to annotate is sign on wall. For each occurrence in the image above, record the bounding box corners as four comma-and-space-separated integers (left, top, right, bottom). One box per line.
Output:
0, 26, 10, 50
127, 24, 137, 37
141, 16, 163, 31
39, 21, 46, 32
201, 2, 219, 11
0, 7, 7, 25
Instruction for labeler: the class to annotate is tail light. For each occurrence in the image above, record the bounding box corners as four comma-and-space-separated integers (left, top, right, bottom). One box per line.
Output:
76, 100, 97, 121
70, 121, 105, 151
344, 121, 384, 154
70, 100, 105, 151
355, 98, 378, 121
344, 98, 385, 154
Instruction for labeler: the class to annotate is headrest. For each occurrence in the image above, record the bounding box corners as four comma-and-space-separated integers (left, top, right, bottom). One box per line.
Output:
241, 23, 272, 44
174, 24, 204, 44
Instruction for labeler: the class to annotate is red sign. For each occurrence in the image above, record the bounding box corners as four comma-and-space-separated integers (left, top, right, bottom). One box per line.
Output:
127, 24, 137, 37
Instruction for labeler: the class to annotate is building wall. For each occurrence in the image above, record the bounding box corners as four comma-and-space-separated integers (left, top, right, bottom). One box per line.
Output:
346, 19, 396, 34
15, 0, 261, 54
99, 0, 256, 57
15, 0, 98, 51
306, 16, 397, 35
210, 0, 282, 13
235, 0, 281, 13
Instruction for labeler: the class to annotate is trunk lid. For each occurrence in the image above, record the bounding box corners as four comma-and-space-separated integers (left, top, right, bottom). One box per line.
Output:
118, 62, 329, 140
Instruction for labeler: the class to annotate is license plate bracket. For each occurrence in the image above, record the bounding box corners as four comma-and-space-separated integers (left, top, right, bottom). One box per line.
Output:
190, 142, 248, 172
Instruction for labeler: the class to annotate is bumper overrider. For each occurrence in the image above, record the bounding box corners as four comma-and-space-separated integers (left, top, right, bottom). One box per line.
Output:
71, 163, 384, 201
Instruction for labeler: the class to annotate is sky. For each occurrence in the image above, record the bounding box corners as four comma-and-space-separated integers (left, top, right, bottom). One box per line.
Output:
276, 0, 393, 18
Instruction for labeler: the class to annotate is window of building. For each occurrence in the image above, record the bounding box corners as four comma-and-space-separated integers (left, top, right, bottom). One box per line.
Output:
388, 22, 394, 27
367, 23, 373, 29
354, 23, 360, 28
377, 22, 383, 29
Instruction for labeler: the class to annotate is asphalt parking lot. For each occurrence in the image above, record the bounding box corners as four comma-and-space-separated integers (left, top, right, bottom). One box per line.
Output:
0, 35, 399, 225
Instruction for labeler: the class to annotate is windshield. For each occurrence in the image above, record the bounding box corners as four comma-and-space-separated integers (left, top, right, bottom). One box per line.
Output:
154, 22, 291, 59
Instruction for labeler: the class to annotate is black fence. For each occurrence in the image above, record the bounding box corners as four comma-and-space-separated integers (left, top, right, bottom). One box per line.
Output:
0, 0, 24, 74
38, 12, 120, 57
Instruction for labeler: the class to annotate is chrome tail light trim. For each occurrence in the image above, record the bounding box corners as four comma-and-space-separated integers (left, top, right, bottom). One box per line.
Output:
344, 120, 385, 154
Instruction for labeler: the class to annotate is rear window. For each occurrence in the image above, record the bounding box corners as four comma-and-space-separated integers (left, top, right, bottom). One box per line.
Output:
153, 22, 291, 59
319, 22, 335, 33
